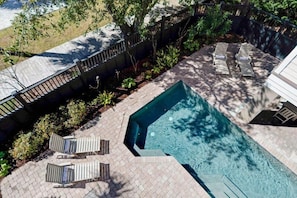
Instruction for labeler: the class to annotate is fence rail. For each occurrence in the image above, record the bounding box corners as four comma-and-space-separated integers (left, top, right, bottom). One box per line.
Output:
0, 3, 297, 142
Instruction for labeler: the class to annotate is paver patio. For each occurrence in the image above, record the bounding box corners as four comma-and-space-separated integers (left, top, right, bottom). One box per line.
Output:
2, 43, 297, 197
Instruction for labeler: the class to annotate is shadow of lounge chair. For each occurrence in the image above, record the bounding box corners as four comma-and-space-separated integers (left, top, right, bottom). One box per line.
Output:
49, 133, 100, 156
235, 43, 255, 77
45, 161, 101, 187
212, 42, 230, 75
273, 105, 297, 124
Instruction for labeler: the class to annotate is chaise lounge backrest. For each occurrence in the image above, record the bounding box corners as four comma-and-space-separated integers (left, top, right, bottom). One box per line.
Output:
49, 133, 100, 155
46, 161, 100, 186
235, 43, 254, 77
212, 42, 230, 75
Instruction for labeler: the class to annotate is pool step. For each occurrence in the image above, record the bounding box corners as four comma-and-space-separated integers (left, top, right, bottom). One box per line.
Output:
200, 174, 247, 198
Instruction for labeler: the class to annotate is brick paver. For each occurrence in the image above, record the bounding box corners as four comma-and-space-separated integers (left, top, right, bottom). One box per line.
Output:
2, 43, 297, 197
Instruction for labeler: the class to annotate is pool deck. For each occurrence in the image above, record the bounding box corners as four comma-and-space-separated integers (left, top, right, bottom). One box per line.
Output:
1, 43, 297, 197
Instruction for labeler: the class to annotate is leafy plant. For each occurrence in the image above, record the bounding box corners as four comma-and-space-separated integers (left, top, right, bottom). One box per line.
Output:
9, 132, 35, 161
183, 34, 200, 52
144, 70, 153, 80
121, 77, 136, 89
156, 45, 180, 69
151, 65, 162, 75
251, 0, 297, 24
184, 5, 232, 45
142, 61, 151, 68
0, 151, 11, 177
63, 99, 87, 128
34, 113, 62, 140
98, 91, 115, 107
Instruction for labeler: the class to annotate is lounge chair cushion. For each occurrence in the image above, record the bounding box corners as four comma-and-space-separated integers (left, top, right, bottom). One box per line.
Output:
215, 55, 226, 59
238, 56, 250, 61
49, 133, 100, 155
64, 139, 71, 153
62, 167, 69, 183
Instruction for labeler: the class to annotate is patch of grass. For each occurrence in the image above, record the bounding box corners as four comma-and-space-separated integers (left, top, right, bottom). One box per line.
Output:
0, 4, 111, 70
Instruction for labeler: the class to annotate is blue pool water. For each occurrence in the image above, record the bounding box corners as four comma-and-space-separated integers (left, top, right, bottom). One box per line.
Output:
125, 81, 297, 197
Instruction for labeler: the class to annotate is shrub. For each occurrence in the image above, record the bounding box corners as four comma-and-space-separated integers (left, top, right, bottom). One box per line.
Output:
144, 70, 153, 80
9, 132, 35, 161
156, 45, 180, 69
184, 5, 232, 45
98, 91, 115, 107
151, 65, 162, 75
63, 99, 87, 128
121, 77, 136, 89
34, 113, 62, 140
9, 113, 62, 161
183, 36, 200, 52
142, 61, 151, 68
0, 151, 11, 177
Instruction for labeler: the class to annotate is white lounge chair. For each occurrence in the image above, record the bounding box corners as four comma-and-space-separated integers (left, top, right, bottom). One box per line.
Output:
45, 161, 101, 186
49, 133, 100, 155
212, 42, 230, 75
235, 43, 254, 77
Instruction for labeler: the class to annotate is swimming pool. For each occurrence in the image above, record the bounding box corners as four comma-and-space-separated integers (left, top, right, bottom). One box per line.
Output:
124, 81, 297, 197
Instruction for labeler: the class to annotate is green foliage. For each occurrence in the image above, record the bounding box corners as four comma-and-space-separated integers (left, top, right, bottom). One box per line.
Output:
103, 0, 160, 36
142, 61, 151, 68
184, 5, 232, 44
151, 65, 162, 75
98, 91, 115, 107
9, 113, 63, 161
63, 99, 87, 128
250, 0, 297, 24
183, 38, 200, 52
122, 77, 136, 89
9, 132, 35, 161
156, 45, 180, 69
10, 0, 162, 52
144, 70, 153, 80
34, 113, 62, 140
0, 151, 11, 177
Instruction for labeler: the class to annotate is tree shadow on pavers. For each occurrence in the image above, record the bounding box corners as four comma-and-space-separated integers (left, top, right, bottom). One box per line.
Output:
84, 171, 133, 198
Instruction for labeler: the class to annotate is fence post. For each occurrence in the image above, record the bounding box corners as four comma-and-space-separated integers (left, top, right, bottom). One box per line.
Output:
161, 16, 166, 45
75, 60, 88, 88
193, 3, 198, 16
245, 4, 252, 19
123, 38, 131, 67
11, 90, 33, 113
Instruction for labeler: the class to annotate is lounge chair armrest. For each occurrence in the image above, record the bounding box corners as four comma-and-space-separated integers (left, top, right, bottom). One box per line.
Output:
63, 135, 75, 139
58, 162, 73, 167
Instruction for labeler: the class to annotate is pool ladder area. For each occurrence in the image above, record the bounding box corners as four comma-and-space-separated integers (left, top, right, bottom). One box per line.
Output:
199, 174, 247, 198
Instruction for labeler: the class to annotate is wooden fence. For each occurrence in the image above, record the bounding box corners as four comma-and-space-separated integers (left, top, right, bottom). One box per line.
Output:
0, 3, 297, 142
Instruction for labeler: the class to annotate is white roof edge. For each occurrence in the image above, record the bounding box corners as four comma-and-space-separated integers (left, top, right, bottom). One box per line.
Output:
275, 45, 297, 74
266, 74, 297, 107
